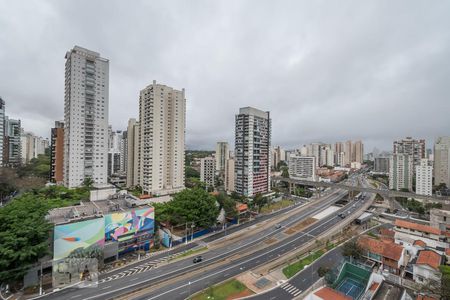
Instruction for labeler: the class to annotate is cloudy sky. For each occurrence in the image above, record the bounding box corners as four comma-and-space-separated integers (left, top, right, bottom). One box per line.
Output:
1, 0, 449, 151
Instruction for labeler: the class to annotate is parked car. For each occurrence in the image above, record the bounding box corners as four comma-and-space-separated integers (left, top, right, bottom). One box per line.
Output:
193, 256, 203, 263
338, 213, 346, 219
275, 224, 282, 229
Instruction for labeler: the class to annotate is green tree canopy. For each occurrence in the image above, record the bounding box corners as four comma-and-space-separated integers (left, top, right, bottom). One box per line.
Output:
155, 188, 219, 228
215, 192, 238, 219
0, 185, 89, 283
341, 240, 363, 260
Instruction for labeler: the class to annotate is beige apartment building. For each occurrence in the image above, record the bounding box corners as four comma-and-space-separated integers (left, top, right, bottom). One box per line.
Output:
137, 81, 186, 195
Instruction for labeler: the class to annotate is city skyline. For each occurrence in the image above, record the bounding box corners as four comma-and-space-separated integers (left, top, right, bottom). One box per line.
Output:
1, 1, 450, 151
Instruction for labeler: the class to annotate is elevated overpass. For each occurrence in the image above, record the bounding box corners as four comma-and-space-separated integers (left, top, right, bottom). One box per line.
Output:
273, 176, 450, 204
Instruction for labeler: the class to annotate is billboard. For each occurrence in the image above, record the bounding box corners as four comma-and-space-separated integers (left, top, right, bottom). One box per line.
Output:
53, 218, 105, 261
104, 207, 155, 242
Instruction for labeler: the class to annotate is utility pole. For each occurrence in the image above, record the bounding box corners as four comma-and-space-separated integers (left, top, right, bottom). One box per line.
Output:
185, 222, 188, 244
39, 262, 43, 295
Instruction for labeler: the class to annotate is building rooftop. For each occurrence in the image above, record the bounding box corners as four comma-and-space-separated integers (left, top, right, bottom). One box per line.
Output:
359, 236, 403, 261
413, 240, 427, 247
416, 250, 442, 270
395, 219, 442, 236
314, 287, 352, 300
372, 281, 405, 300
380, 228, 395, 238
46, 193, 154, 225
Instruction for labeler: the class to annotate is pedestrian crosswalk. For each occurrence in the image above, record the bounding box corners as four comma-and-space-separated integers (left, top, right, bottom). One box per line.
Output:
280, 282, 303, 297
98, 253, 184, 283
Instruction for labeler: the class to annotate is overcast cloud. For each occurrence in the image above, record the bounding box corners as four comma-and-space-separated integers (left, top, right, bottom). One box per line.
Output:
1, 0, 449, 151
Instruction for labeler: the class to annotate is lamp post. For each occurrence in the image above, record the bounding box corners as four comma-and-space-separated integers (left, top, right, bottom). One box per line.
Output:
191, 223, 195, 242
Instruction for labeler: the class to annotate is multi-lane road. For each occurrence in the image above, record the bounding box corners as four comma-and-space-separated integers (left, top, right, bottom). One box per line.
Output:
129, 190, 372, 300
37, 175, 374, 300
39, 188, 351, 300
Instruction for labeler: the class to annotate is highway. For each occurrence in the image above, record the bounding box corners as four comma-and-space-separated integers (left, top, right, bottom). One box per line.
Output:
128, 190, 371, 300
38, 188, 350, 300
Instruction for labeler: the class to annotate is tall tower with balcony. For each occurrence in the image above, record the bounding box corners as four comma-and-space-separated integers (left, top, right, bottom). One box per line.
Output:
235, 107, 271, 197
63, 46, 109, 188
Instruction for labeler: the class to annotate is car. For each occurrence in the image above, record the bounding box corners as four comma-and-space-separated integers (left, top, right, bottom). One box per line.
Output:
193, 256, 203, 263
275, 224, 282, 229
338, 213, 346, 219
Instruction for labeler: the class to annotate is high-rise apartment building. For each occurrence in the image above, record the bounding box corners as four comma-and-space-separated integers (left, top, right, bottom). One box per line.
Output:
271, 146, 286, 169
63, 46, 109, 188
3, 117, 22, 167
107, 129, 122, 177
235, 107, 271, 197
353, 140, 364, 164
120, 131, 127, 173
200, 157, 215, 187
344, 140, 352, 166
21, 132, 49, 164
416, 159, 433, 196
126, 118, 140, 188
50, 121, 64, 184
288, 155, 316, 181
0, 97, 4, 167
374, 157, 390, 173
138, 81, 186, 195
434, 137, 450, 188
393, 137, 425, 166
389, 153, 413, 191
215, 142, 229, 173
224, 158, 235, 193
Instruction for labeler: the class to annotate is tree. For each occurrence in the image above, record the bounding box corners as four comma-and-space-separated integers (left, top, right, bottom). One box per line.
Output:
440, 265, 450, 299
185, 166, 200, 179
0, 185, 88, 283
82, 177, 94, 188
276, 161, 287, 171
252, 193, 268, 212
317, 266, 330, 277
341, 240, 363, 260
281, 166, 289, 178
215, 192, 238, 219
155, 188, 219, 228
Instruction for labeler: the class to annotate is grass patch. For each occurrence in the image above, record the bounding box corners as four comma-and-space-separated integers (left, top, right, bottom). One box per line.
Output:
191, 279, 254, 300
367, 231, 379, 239
326, 242, 336, 251
170, 246, 208, 262
260, 199, 293, 214
283, 250, 325, 278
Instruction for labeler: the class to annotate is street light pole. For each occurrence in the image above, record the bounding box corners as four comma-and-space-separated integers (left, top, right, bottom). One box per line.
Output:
39, 262, 43, 295
185, 222, 188, 245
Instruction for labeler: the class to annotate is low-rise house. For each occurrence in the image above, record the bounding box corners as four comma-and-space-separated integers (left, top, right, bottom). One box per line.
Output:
413, 250, 442, 284
359, 236, 406, 275
394, 219, 448, 255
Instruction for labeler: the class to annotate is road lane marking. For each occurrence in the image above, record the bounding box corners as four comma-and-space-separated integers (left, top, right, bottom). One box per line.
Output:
81, 193, 356, 300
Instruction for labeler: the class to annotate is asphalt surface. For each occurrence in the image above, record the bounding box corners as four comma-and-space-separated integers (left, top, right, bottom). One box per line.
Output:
250, 246, 344, 300
131, 192, 369, 300
38, 189, 349, 300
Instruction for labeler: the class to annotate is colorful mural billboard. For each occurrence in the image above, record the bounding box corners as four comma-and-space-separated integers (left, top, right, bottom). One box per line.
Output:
104, 207, 155, 242
53, 218, 105, 261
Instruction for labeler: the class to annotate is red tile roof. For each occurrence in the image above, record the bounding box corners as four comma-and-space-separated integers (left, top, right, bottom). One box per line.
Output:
314, 287, 352, 300
395, 219, 442, 235
417, 295, 438, 300
236, 203, 248, 212
369, 282, 380, 291
380, 228, 395, 237
359, 237, 404, 261
416, 250, 442, 270
413, 240, 427, 247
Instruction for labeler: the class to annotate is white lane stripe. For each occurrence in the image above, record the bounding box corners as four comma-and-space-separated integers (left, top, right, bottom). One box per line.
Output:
84, 194, 350, 300
285, 286, 295, 292
293, 290, 303, 296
